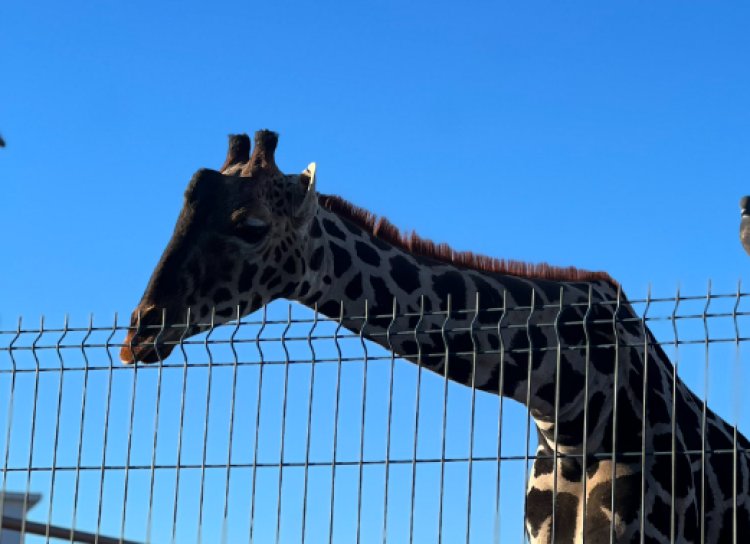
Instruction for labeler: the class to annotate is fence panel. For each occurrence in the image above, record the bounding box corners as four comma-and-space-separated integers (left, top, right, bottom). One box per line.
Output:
1, 288, 749, 543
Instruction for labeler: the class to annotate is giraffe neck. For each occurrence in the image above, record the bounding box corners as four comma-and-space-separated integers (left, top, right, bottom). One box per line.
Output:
282, 204, 750, 542
290, 205, 633, 448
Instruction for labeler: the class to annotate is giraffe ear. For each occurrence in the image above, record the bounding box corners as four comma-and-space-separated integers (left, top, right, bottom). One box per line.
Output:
294, 162, 318, 227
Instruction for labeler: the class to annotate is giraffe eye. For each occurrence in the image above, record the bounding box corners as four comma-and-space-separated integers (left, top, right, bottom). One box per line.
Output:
235, 217, 270, 245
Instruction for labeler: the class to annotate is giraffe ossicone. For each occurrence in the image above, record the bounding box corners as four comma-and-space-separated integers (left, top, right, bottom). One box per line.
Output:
122, 129, 750, 543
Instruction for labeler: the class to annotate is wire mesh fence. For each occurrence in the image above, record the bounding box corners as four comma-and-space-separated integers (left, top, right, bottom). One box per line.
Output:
1, 286, 750, 543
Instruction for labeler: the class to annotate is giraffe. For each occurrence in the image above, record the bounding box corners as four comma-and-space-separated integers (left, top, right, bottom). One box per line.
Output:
121, 130, 750, 543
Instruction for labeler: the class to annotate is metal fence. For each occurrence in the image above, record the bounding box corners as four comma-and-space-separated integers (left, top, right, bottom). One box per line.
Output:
1, 286, 750, 543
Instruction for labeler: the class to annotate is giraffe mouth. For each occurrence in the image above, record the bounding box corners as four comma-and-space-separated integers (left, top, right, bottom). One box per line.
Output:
120, 304, 202, 364
120, 330, 177, 364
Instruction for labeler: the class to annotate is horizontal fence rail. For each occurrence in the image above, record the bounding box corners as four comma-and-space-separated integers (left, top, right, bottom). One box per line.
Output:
1, 287, 750, 543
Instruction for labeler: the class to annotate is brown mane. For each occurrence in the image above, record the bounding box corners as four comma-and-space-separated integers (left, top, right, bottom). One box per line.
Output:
318, 194, 617, 285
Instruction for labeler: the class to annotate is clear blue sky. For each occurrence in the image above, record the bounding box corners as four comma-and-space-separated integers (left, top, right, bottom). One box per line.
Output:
2, 2, 750, 543
2, 1, 750, 320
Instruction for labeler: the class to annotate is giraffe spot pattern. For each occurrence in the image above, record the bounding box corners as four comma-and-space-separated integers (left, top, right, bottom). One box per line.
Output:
323, 218, 347, 240
283, 256, 296, 275
399, 339, 418, 357
310, 246, 324, 271
355, 240, 381, 267
213, 288, 232, 304
259, 266, 275, 285
526, 488, 579, 542
345, 273, 363, 300
471, 275, 504, 311
535, 359, 585, 414
525, 488, 553, 537
306, 291, 323, 306
310, 218, 322, 238
444, 352, 471, 384
279, 281, 297, 298
432, 271, 467, 311
216, 307, 234, 317
330, 242, 352, 277
390, 255, 420, 294
298, 281, 311, 298
319, 299, 341, 318
238, 263, 258, 292
368, 275, 394, 318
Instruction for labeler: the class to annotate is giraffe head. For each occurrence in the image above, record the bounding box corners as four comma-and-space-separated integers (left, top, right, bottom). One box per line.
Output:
121, 130, 319, 363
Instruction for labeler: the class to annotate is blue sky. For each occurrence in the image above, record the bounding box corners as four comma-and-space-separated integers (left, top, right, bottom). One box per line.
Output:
2, 1, 750, 320
2, 1, 750, 542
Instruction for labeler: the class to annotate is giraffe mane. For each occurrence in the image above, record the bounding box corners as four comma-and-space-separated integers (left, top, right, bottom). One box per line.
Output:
318, 194, 617, 285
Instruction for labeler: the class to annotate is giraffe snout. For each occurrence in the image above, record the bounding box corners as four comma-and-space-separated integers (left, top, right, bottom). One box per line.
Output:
119, 306, 179, 364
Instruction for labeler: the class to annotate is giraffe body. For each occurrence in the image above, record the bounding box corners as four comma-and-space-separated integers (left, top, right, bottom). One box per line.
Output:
122, 131, 750, 543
